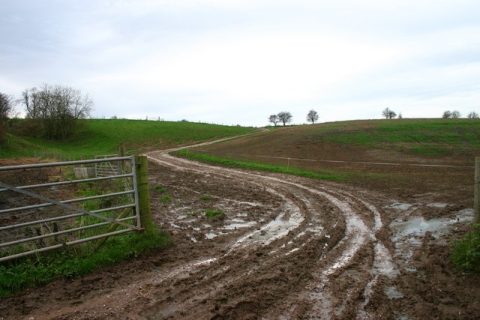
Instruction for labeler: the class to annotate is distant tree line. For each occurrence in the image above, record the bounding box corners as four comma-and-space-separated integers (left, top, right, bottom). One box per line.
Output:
381, 108, 479, 120
442, 110, 479, 119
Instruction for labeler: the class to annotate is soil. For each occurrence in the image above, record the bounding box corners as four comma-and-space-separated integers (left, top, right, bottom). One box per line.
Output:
1, 141, 480, 319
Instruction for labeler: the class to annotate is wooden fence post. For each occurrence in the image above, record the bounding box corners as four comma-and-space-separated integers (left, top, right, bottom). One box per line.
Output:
136, 155, 154, 234
475, 157, 480, 224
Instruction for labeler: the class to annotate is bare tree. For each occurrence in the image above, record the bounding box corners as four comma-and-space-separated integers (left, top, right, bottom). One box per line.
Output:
22, 84, 93, 140
0, 92, 15, 143
0, 92, 14, 124
307, 109, 319, 124
277, 111, 292, 126
451, 110, 461, 118
382, 108, 396, 119
442, 110, 452, 118
442, 110, 461, 119
268, 114, 279, 127
467, 111, 479, 119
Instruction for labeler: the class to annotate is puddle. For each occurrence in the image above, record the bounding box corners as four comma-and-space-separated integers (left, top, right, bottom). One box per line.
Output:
205, 233, 217, 239
227, 196, 303, 253
389, 203, 413, 211
371, 242, 399, 278
391, 209, 473, 265
222, 221, 257, 230
178, 219, 196, 224
384, 286, 404, 299
286, 248, 300, 255
248, 210, 304, 243
391, 212, 473, 241
427, 203, 448, 208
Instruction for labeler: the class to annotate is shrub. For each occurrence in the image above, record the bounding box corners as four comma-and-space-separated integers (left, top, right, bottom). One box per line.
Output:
451, 224, 480, 272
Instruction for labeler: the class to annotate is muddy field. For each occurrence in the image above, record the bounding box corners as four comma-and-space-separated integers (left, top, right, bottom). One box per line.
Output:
1, 144, 480, 319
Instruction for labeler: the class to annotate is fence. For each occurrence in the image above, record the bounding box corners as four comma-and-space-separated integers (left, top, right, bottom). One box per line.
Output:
0, 156, 147, 263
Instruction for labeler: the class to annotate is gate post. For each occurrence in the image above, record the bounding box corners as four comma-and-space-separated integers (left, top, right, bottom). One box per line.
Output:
475, 157, 480, 224
136, 155, 154, 234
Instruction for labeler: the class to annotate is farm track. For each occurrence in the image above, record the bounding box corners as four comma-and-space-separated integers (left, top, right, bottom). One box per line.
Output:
139, 150, 394, 319
2, 140, 480, 319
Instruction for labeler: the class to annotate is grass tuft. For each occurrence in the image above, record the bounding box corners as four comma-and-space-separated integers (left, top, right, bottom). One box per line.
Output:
161, 195, 172, 204
174, 149, 344, 181
205, 210, 224, 221
154, 185, 167, 193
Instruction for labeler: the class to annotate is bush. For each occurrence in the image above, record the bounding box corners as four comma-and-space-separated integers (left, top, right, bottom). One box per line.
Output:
451, 224, 480, 272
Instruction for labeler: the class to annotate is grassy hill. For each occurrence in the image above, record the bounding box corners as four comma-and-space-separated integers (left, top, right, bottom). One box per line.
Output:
1, 119, 258, 159
175, 118, 480, 200
190, 118, 480, 162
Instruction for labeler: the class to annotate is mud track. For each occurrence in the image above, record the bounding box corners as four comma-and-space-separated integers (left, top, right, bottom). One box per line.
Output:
1, 143, 479, 319
142, 149, 394, 319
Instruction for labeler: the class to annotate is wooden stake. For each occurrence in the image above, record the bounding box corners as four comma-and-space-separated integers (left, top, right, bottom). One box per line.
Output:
475, 157, 480, 224
136, 155, 154, 234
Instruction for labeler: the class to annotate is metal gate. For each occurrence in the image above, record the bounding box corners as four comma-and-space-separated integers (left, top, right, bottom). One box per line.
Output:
95, 154, 121, 177
0, 156, 141, 262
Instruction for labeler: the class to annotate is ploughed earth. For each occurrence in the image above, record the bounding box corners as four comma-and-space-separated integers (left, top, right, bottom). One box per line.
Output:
1, 141, 480, 319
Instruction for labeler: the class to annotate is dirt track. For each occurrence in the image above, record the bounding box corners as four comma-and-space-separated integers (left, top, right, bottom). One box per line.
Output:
1, 144, 480, 319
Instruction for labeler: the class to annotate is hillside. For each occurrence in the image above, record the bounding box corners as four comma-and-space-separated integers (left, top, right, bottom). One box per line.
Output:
2, 118, 480, 319
1, 119, 258, 159
183, 118, 480, 204
194, 119, 480, 163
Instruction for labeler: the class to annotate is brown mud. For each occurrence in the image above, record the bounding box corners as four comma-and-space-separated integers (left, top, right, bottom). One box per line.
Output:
1, 146, 480, 319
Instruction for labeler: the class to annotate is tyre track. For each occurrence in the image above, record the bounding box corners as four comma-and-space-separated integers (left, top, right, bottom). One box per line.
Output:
143, 149, 394, 319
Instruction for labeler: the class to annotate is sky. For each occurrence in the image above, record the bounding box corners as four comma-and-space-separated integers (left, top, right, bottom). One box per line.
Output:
1, 0, 480, 127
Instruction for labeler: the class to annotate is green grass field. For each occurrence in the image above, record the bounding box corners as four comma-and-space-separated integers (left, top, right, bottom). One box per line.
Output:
314, 118, 480, 156
4, 118, 478, 160
1, 119, 257, 159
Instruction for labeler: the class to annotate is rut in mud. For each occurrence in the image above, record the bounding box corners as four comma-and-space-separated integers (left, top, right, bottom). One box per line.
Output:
141, 151, 394, 319
1, 146, 479, 319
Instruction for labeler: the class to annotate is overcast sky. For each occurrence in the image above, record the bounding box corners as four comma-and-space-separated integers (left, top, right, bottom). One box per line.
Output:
1, 0, 480, 126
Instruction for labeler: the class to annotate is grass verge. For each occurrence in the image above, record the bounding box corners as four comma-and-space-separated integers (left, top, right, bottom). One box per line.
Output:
451, 224, 480, 273
174, 149, 345, 181
0, 226, 172, 298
